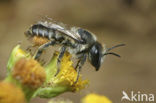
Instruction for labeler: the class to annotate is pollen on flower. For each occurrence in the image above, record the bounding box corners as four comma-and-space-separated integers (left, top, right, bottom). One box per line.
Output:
12, 58, 46, 89
71, 78, 89, 92
51, 52, 88, 92
82, 93, 112, 103
0, 81, 26, 103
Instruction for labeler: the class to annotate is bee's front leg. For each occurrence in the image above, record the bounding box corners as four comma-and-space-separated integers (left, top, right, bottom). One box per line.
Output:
74, 54, 87, 83
55, 46, 66, 76
26, 44, 38, 51
26, 44, 37, 55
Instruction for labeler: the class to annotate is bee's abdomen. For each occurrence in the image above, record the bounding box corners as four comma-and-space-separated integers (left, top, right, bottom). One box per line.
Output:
32, 24, 55, 39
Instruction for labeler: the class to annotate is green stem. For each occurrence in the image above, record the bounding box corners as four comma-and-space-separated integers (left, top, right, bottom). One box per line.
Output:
45, 53, 58, 82
33, 86, 68, 98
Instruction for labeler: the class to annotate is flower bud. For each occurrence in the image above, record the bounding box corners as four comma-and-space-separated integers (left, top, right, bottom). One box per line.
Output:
82, 93, 112, 103
0, 81, 26, 103
12, 58, 46, 89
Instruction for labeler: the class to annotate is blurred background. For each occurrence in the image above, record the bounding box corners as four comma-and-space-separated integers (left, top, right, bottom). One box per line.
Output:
0, 0, 156, 103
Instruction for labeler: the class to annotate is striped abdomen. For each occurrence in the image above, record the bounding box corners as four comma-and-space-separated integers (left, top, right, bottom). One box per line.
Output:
31, 24, 56, 39
26, 23, 77, 47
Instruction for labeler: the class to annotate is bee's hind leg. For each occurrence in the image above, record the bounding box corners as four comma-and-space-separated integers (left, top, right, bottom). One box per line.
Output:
55, 46, 66, 76
74, 54, 87, 84
34, 41, 56, 60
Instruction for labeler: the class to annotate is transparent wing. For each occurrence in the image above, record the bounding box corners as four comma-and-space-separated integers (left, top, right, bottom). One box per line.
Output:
38, 20, 83, 42
50, 23, 82, 41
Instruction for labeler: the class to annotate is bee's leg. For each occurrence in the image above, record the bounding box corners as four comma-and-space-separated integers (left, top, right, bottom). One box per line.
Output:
74, 54, 87, 83
26, 45, 38, 56
26, 44, 36, 52
34, 41, 56, 60
55, 46, 66, 76
40, 59, 46, 66
75, 60, 81, 70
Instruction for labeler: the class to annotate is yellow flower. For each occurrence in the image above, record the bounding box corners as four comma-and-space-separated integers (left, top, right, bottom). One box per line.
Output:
6, 45, 46, 101
82, 93, 112, 103
48, 99, 73, 103
49, 52, 89, 92
0, 81, 26, 103
35, 52, 89, 98
12, 58, 46, 89
7, 45, 88, 99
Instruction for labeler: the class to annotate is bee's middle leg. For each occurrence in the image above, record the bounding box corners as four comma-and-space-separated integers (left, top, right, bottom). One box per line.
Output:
55, 46, 66, 76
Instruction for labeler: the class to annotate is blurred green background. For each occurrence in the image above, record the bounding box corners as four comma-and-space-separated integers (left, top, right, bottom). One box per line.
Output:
0, 0, 156, 103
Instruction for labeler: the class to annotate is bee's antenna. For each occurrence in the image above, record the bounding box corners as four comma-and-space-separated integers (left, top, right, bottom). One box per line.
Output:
103, 52, 121, 57
102, 43, 125, 57
107, 44, 125, 51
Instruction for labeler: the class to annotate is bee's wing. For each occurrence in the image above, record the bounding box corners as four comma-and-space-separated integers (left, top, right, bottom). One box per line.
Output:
38, 21, 84, 42
50, 23, 84, 42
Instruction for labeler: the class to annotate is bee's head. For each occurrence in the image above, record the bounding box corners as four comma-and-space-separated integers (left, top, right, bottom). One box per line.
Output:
88, 42, 103, 71
89, 43, 125, 71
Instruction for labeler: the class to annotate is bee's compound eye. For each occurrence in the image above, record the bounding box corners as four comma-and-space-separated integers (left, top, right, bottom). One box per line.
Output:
89, 42, 103, 71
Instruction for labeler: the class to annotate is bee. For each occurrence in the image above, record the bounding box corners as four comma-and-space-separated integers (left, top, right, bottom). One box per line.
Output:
25, 20, 125, 82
